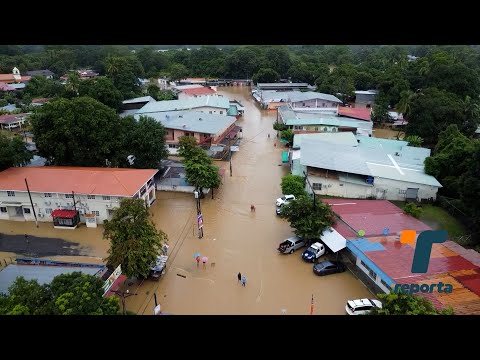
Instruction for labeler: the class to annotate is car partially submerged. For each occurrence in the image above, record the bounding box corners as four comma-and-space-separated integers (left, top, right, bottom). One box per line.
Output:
149, 255, 168, 280
313, 260, 346, 276
278, 236, 306, 254
276, 194, 295, 207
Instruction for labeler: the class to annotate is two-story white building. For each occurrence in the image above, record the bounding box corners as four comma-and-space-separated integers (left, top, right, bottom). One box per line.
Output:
135, 95, 230, 116
0, 167, 158, 228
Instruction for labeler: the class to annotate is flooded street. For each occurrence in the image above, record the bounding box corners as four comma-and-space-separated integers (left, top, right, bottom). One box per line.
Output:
0, 86, 373, 314
128, 87, 372, 315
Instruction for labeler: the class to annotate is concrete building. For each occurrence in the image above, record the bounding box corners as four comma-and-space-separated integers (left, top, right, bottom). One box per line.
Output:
299, 136, 442, 201
0, 167, 158, 226
177, 86, 216, 100
256, 91, 342, 111
277, 105, 373, 136
0, 113, 29, 130
136, 111, 238, 154
354, 90, 378, 108
25, 70, 54, 79
135, 95, 230, 116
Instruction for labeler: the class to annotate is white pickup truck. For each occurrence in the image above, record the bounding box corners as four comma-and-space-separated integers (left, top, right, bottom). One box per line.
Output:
301, 242, 326, 262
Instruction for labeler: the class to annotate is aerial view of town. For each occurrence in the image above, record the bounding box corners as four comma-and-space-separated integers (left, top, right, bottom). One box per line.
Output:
0, 45, 479, 315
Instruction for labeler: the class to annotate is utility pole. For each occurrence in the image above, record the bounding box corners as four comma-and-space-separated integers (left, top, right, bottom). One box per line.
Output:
24, 178, 39, 228
112, 289, 136, 315
229, 147, 233, 177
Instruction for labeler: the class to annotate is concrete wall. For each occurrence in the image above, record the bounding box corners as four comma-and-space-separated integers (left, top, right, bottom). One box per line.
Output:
355, 256, 392, 293
192, 106, 228, 115
291, 125, 339, 132
0, 176, 156, 225
306, 175, 439, 201
291, 99, 338, 109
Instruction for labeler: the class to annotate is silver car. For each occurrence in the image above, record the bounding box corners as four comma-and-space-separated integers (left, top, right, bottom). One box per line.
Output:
278, 236, 306, 254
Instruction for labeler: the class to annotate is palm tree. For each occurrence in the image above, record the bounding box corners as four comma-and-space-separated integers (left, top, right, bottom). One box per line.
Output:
418, 59, 430, 76
105, 56, 121, 77
396, 90, 415, 118
66, 71, 80, 96
404, 135, 424, 147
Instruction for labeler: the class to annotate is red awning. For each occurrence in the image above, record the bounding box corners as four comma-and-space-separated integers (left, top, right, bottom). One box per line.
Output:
51, 209, 77, 218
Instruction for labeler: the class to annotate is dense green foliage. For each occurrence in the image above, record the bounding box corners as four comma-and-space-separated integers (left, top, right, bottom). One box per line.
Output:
103, 198, 168, 279
369, 291, 454, 315
0, 133, 33, 171
0, 273, 120, 315
279, 196, 336, 240
403, 202, 423, 219
280, 175, 307, 198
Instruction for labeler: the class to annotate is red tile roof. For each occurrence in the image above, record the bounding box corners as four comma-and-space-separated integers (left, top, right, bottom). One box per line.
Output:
51, 209, 77, 218
20, 76, 31, 82
324, 199, 431, 236
181, 87, 216, 96
0, 167, 158, 197
338, 107, 372, 121
0, 83, 14, 91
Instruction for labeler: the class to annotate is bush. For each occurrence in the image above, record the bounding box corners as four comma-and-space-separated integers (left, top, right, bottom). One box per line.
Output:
403, 202, 423, 218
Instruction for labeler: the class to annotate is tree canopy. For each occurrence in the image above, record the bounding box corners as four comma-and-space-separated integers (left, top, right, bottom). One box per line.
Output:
280, 175, 306, 198
103, 198, 168, 279
0, 273, 119, 315
0, 133, 33, 171
279, 196, 336, 240
369, 291, 454, 315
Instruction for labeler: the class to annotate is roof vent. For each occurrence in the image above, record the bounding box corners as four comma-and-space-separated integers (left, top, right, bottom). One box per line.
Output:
183, 124, 187, 128
199, 118, 202, 121
179, 115, 183, 118
395, 152, 400, 156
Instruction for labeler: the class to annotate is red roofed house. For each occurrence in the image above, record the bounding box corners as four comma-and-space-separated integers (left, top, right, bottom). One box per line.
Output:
177, 86, 217, 100
0, 167, 158, 228
338, 107, 372, 121
0, 67, 31, 85
0, 113, 29, 130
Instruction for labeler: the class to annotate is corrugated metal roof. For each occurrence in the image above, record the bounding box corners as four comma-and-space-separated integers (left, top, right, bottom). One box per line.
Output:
300, 137, 441, 186
136, 111, 236, 135
122, 96, 156, 104
288, 91, 342, 104
136, 95, 230, 114
0, 265, 103, 295
293, 132, 358, 149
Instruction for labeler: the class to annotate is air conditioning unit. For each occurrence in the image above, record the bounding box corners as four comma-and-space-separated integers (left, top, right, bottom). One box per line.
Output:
44, 201, 51, 206
105, 204, 112, 208
38, 213, 44, 218
56, 202, 61, 206
79, 209, 85, 215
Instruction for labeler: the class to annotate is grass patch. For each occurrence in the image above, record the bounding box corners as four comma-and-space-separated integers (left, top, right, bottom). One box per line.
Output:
419, 204, 467, 237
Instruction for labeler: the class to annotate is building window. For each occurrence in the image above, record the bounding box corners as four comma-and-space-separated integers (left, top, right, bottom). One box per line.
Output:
45, 208, 52, 214
92, 211, 100, 216
322, 103, 326, 107
381, 279, 392, 291
168, 144, 178, 148
24, 208, 31, 214
323, 127, 328, 132
165, 131, 169, 135
314, 127, 319, 131
332, 127, 337, 132
203, 133, 209, 138
7, 191, 15, 197
312, 183, 322, 191
302, 102, 306, 107
361, 260, 377, 281
220, 111, 223, 115
102, 196, 111, 201
398, 189, 406, 195
0, 207, 7, 213
209, 111, 212, 114
65, 194, 74, 199
44, 193, 52, 197
87, 195, 96, 199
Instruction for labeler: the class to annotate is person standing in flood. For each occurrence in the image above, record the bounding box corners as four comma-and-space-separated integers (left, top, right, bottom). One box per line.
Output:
237, 272, 242, 283
241, 275, 246, 287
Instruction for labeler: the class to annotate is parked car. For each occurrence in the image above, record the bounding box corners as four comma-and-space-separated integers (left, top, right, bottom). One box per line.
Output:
313, 260, 346, 276
302, 242, 326, 262
276, 194, 296, 207
149, 255, 168, 281
345, 299, 383, 315
278, 236, 306, 254
276, 206, 283, 215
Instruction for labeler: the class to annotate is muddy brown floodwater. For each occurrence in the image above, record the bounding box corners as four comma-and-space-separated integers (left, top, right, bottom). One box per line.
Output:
127, 87, 373, 315
0, 86, 373, 314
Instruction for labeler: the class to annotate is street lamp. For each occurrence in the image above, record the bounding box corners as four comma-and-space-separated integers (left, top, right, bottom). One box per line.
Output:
112, 288, 137, 315
303, 171, 316, 210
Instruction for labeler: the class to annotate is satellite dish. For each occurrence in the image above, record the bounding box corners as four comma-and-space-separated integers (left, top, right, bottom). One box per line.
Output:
127, 155, 136, 165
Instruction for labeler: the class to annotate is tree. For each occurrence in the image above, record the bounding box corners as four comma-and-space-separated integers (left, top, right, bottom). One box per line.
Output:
49, 272, 119, 315
369, 291, 454, 315
24, 76, 65, 98
104, 198, 168, 279
252, 68, 280, 84
279, 196, 336, 240
425, 124, 476, 198
105, 56, 143, 99
273, 122, 288, 132
78, 77, 123, 111
0, 274, 120, 315
168, 63, 189, 82
404, 135, 424, 147
371, 99, 391, 124
177, 136, 221, 195
65, 71, 80, 97
156, 90, 177, 101
0, 277, 53, 315
119, 115, 168, 169
403, 202, 423, 218
281, 175, 306, 198
280, 129, 294, 145
30, 97, 123, 167
396, 89, 414, 118
0, 133, 33, 171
